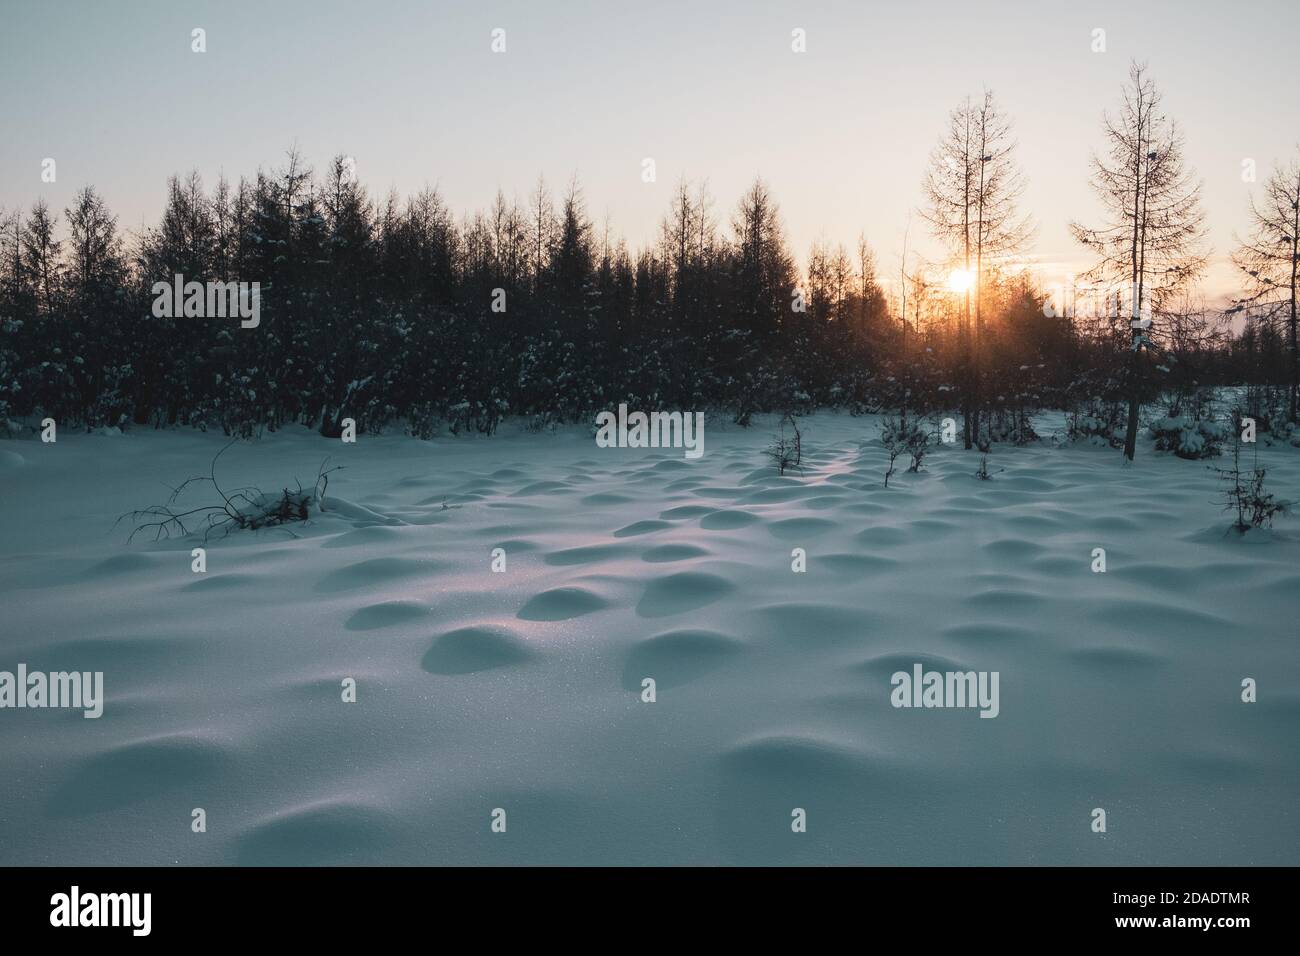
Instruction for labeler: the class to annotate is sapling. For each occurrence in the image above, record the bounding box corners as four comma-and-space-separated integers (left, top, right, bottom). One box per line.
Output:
1212, 421, 1289, 532
881, 413, 928, 486
766, 411, 803, 476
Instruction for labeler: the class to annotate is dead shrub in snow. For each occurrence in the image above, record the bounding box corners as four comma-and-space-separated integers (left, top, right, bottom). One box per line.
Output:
973, 454, 1004, 480
120, 440, 342, 541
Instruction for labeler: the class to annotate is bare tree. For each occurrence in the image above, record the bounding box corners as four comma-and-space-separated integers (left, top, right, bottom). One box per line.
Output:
662, 176, 698, 283
922, 89, 1031, 447
855, 232, 887, 335
211, 175, 233, 281
694, 179, 716, 263
63, 186, 127, 423
21, 199, 62, 316
731, 178, 796, 335
529, 175, 555, 292
1071, 61, 1208, 460
0, 206, 18, 307
897, 215, 912, 340
1231, 150, 1300, 422
278, 146, 313, 256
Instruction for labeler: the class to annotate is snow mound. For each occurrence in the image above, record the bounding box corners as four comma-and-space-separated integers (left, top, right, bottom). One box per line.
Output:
1, 413, 1297, 864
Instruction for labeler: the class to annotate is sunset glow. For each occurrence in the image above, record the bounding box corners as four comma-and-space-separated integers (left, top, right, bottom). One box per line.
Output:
947, 268, 974, 293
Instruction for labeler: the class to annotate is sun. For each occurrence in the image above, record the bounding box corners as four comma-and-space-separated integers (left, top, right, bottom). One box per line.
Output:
947, 268, 974, 293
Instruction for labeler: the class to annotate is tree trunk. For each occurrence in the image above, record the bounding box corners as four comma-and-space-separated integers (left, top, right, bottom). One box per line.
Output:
962, 300, 973, 450
1290, 181, 1298, 423
1122, 349, 1141, 461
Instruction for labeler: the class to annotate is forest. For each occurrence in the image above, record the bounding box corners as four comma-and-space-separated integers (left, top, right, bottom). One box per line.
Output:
1, 64, 1297, 460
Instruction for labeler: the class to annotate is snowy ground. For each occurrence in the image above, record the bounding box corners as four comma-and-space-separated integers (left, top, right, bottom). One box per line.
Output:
1, 412, 1298, 865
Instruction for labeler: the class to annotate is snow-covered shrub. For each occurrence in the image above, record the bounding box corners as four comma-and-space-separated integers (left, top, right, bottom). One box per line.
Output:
1236, 386, 1300, 445
880, 414, 928, 447
405, 402, 442, 440
445, 396, 508, 436
1065, 399, 1126, 447
832, 368, 882, 416
1270, 419, 1300, 448
353, 397, 396, 436
214, 372, 266, 439
880, 414, 928, 486
0, 317, 21, 433
82, 363, 135, 431
730, 361, 796, 426
524, 412, 562, 433
1150, 414, 1229, 459
982, 408, 1038, 446
1242, 385, 1289, 438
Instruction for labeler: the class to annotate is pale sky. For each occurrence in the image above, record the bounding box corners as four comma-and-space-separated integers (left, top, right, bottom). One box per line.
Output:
2, 0, 1297, 303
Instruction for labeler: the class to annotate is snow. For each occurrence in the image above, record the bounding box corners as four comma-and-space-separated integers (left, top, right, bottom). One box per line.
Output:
1, 413, 1297, 865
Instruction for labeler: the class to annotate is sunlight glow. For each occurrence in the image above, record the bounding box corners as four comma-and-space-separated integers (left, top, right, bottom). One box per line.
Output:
947, 268, 974, 293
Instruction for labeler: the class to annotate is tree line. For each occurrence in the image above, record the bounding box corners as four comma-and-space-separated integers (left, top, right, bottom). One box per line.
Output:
1, 61, 1296, 456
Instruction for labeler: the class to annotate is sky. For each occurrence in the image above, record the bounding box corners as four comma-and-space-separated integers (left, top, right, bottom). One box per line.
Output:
2, 0, 1297, 304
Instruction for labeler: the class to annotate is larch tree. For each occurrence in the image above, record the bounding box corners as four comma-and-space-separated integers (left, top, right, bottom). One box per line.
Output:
211, 175, 234, 282
922, 89, 1030, 448
529, 175, 555, 294
63, 189, 122, 300
21, 199, 62, 318
856, 233, 888, 338
1231, 150, 1300, 423
731, 178, 795, 338
657, 179, 722, 348
1070, 61, 1207, 461
660, 176, 704, 332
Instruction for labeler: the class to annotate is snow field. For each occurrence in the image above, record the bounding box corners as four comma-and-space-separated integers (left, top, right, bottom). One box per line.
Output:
1, 412, 1297, 865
